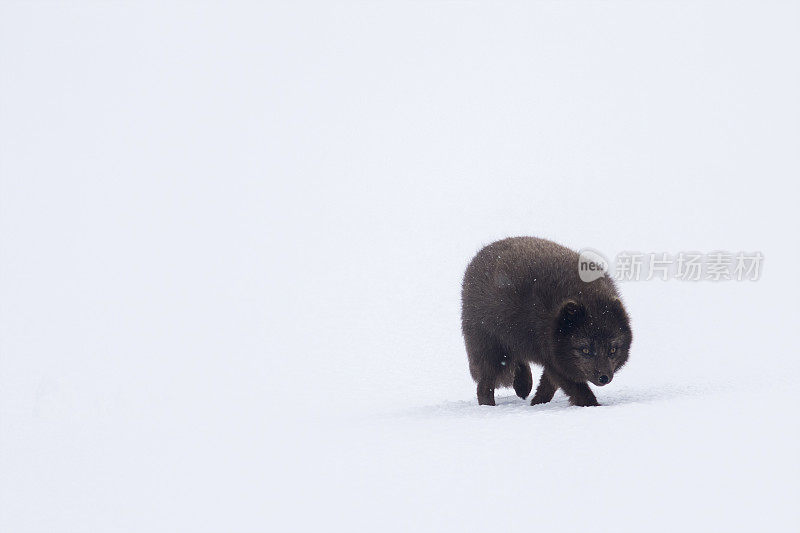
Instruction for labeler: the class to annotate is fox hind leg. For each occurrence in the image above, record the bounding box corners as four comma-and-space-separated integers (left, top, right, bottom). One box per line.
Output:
464, 329, 509, 406
513, 362, 533, 399
477, 378, 496, 406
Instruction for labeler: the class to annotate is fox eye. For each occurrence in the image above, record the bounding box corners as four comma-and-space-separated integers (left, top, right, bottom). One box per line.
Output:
581, 347, 592, 357
609, 347, 617, 356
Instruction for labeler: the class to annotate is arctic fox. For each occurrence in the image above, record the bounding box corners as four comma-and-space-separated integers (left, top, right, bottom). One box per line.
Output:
461, 237, 632, 406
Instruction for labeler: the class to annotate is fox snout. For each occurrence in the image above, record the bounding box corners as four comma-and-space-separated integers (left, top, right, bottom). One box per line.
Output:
595, 371, 613, 386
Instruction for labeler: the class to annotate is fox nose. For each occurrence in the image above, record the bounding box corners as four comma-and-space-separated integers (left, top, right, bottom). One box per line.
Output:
598, 375, 609, 385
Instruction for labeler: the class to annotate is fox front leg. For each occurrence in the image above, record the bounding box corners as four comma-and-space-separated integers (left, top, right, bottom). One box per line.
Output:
530, 371, 557, 406
545, 369, 599, 407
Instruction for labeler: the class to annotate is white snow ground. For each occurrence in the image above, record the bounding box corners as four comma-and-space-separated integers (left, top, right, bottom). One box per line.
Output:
1, 2, 799, 532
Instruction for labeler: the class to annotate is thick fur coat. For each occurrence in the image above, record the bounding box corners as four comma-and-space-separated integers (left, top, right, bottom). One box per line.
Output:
461, 237, 632, 406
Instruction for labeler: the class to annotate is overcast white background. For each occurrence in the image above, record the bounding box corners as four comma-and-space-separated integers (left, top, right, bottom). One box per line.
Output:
1, 1, 798, 532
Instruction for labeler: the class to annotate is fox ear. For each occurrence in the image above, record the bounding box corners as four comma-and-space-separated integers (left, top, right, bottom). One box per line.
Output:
557, 300, 585, 334
609, 298, 631, 332
609, 297, 627, 319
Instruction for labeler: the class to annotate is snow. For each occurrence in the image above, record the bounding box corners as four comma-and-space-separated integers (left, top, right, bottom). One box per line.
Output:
1, 1, 799, 532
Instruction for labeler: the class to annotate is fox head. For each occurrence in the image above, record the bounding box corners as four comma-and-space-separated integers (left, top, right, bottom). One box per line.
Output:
552, 297, 632, 386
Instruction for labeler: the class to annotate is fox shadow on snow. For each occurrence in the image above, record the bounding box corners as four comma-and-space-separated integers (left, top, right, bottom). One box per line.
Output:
408, 382, 729, 419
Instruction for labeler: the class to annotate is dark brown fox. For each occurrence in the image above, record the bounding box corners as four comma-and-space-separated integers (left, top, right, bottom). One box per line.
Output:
461, 237, 632, 406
